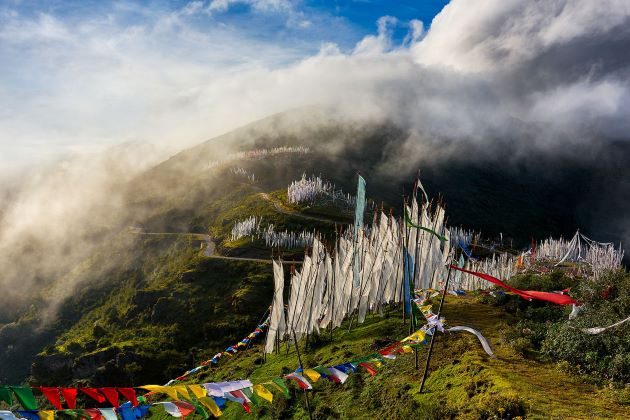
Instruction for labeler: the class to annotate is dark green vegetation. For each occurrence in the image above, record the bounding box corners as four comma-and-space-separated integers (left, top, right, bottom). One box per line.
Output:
485, 270, 630, 384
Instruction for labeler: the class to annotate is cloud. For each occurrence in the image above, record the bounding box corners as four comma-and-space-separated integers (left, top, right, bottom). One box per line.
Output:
1, 0, 630, 320
206, 0, 293, 15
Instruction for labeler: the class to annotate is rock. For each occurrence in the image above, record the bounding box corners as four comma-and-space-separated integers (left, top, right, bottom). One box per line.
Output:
151, 297, 184, 323
72, 347, 118, 379
31, 353, 73, 384
131, 290, 163, 308
179, 270, 198, 283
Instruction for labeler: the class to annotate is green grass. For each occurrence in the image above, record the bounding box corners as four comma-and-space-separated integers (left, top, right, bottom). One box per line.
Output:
141, 296, 629, 419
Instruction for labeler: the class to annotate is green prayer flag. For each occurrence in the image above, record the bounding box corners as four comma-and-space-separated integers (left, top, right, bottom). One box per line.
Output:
404, 207, 447, 242
312, 366, 330, 376
271, 378, 290, 399
10, 386, 37, 410
192, 401, 209, 419
0, 386, 13, 405
241, 388, 262, 407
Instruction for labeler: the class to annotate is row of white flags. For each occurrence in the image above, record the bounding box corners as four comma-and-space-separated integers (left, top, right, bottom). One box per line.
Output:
264, 192, 518, 353
287, 174, 355, 207
534, 230, 624, 279
230, 216, 314, 249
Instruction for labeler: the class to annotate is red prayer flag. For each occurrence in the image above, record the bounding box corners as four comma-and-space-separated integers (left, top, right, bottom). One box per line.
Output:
228, 391, 251, 414
358, 362, 377, 376
85, 408, 103, 420
172, 401, 196, 417
449, 265, 577, 305
80, 388, 106, 404
62, 388, 78, 409
117, 388, 138, 407
99, 388, 120, 408
40, 387, 63, 410
379, 342, 402, 357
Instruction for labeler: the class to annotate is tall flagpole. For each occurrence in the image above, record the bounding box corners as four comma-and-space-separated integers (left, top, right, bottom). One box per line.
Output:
291, 326, 313, 420
419, 262, 453, 393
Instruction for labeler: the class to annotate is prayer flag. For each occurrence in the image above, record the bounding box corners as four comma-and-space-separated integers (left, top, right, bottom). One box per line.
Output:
0, 388, 13, 406
133, 405, 150, 419
285, 373, 312, 390
15, 412, 39, 420
97, 409, 117, 420
353, 174, 366, 287
303, 369, 321, 383
0, 411, 19, 420
269, 379, 290, 398
117, 389, 137, 407
449, 266, 577, 305
79, 389, 105, 404
404, 207, 447, 242
252, 385, 273, 403
40, 388, 62, 411
61, 388, 78, 410
327, 367, 349, 384
11, 387, 38, 410
118, 407, 135, 420
358, 362, 377, 376
84, 409, 102, 420
197, 397, 222, 418
172, 386, 191, 401
187, 386, 206, 399
98, 389, 119, 408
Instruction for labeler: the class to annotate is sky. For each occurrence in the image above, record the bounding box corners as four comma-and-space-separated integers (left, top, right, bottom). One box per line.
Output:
1, 0, 630, 320
1, 0, 629, 176
0, 0, 448, 172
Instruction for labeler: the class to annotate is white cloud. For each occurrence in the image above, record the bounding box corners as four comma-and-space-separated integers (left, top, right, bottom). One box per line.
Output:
2, 0, 630, 319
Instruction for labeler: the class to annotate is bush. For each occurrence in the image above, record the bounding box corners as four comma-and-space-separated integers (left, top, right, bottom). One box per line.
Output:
542, 270, 630, 383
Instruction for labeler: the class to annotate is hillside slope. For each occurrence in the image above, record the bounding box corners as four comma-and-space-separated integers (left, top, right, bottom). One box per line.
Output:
154, 295, 629, 419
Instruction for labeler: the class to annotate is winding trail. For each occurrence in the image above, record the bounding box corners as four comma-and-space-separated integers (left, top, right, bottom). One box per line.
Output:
130, 231, 301, 264
257, 192, 340, 224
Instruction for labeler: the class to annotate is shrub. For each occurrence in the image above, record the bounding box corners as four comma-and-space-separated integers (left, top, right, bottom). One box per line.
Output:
542, 270, 630, 383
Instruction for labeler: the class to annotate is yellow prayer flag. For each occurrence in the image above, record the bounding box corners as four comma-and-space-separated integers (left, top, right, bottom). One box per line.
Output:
139, 385, 179, 400
303, 369, 321, 383
139, 385, 162, 392
172, 385, 191, 401
198, 397, 222, 417
253, 384, 273, 403
39, 411, 55, 420
187, 385, 206, 399
402, 345, 413, 354
402, 329, 426, 343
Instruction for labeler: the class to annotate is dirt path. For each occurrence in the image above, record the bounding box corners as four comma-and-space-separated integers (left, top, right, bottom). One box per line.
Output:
257, 192, 338, 224
130, 231, 302, 264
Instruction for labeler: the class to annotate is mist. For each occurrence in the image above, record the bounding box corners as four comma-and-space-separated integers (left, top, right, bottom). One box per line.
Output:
1, 0, 630, 322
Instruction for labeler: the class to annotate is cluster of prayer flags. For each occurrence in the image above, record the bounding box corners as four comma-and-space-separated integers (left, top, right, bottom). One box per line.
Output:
0, 326, 436, 419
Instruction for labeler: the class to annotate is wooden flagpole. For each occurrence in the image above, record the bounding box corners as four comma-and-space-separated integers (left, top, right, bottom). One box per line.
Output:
291, 326, 313, 420
419, 262, 453, 393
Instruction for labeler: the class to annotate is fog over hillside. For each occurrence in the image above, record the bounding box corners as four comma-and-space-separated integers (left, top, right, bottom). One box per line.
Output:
1, 0, 630, 324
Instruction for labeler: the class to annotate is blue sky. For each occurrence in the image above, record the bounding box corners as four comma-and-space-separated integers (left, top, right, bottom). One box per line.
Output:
8, 0, 449, 54
0, 0, 451, 168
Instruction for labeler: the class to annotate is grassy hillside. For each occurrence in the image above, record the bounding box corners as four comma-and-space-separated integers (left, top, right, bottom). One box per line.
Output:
146, 295, 629, 419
